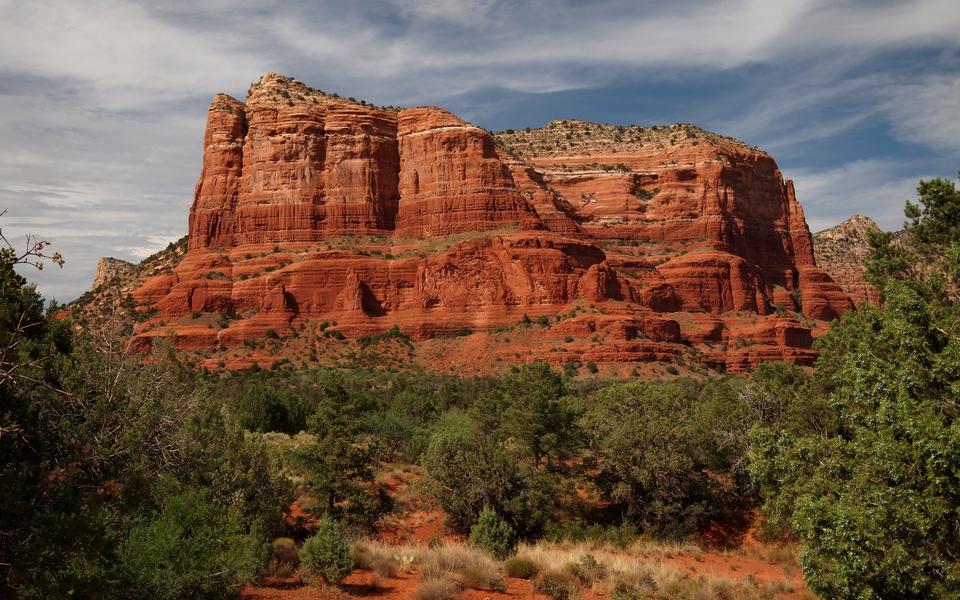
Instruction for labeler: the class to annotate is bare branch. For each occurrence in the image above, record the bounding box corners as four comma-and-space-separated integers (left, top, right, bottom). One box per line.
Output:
0, 208, 64, 270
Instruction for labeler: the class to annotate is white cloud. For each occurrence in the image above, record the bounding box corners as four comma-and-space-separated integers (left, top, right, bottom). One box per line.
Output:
883, 74, 960, 152
789, 159, 928, 232
386, 0, 497, 23
0, 0, 269, 110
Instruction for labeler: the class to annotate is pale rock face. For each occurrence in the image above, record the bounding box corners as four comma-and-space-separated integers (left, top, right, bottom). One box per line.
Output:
92, 257, 135, 290
129, 73, 854, 373
813, 215, 882, 306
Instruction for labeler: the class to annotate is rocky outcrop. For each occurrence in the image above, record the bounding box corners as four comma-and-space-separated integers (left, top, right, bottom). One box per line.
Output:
121, 74, 854, 374
69, 237, 187, 329
395, 107, 538, 237
813, 215, 881, 305
92, 257, 135, 291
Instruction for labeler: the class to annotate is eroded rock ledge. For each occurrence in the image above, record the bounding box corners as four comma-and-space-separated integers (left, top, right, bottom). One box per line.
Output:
125, 73, 853, 374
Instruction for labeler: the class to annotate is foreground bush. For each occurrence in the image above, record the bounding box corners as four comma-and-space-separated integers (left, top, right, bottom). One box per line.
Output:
414, 575, 460, 600
534, 569, 581, 600
120, 488, 263, 600
272, 537, 299, 565
503, 556, 539, 579
751, 172, 960, 599
468, 506, 515, 559
300, 518, 355, 584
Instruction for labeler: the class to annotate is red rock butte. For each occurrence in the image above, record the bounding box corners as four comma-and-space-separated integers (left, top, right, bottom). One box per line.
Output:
130, 73, 852, 373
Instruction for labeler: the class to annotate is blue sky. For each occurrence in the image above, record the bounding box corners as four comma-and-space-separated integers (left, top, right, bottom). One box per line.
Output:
1, 0, 959, 302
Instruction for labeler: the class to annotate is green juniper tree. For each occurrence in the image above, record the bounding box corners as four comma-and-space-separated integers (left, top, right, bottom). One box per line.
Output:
750, 171, 960, 599
0, 221, 285, 598
289, 371, 386, 528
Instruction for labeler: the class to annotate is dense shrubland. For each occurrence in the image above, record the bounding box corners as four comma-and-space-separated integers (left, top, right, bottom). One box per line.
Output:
1, 171, 958, 598
0, 237, 288, 597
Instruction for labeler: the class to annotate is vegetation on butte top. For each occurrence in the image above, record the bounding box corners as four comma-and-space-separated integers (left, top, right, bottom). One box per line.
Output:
495, 118, 767, 160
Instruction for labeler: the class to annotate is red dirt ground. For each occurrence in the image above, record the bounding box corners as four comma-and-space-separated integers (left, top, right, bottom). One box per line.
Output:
243, 561, 806, 600
665, 552, 806, 594
243, 569, 553, 600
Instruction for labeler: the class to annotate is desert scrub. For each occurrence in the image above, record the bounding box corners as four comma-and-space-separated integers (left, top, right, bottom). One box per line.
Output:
534, 569, 582, 600
268, 537, 299, 577
609, 570, 659, 600
351, 539, 417, 574
300, 518, 354, 584
468, 506, 515, 559
414, 575, 461, 600
352, 542, 400, 579
459, 562, 506, 592
503, 556, 539, 579
566, 554, 606, 584
417, 542, 502, 591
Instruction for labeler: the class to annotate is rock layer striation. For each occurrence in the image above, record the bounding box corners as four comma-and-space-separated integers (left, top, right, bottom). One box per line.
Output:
127, 74, 853, 373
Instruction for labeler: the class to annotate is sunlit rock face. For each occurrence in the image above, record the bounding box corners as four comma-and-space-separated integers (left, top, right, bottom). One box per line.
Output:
130, 74, 852, 373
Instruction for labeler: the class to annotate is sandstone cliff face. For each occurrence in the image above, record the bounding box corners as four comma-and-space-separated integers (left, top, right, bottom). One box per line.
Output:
125, 74, 853, 374
496, 121, 851, 321
395, 107, 538, 237
812, 215, 881, 305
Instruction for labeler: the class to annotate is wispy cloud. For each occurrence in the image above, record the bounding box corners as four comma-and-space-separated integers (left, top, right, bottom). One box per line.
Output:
883, 73, 960, 152
789, 159, 934, 233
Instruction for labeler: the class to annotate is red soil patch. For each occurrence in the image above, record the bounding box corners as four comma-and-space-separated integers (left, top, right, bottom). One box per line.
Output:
242, 569, 419, 600
665, 552, 806, 597
461, 576, 546, 599
285, 500, 319, 536
374, 466, 463, 546
244, 555, 806, 600
243, 570, 551, 600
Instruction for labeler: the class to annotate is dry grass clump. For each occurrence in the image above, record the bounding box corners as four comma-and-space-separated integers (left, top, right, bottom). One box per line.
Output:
352, 539, 503, 591
759, 544, 798, 564
351, 539, 417, 575
459, 563, 506, 592
361, 554, 397, 578
533, 569, 581, 600
351, 540, 400, 578
418, 542, 504, 591
350, 539, 798, 600
414, 575, 460, 600
503, 556, 539, 579
517, 541, 789, 600
564, 553, 606, 584
608, 568, 783, 600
